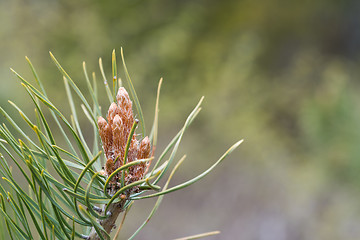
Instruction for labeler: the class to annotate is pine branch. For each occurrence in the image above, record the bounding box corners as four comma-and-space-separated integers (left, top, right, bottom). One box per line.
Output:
0, 49, 242, 239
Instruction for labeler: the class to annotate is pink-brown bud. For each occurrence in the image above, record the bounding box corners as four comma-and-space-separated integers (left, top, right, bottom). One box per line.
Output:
98, 117, 113, 160
116, 87, 132, 111
138, 136, 151, 160
116, 88, 134, 132
107, 103, 119, 126
112, 114, 124, 166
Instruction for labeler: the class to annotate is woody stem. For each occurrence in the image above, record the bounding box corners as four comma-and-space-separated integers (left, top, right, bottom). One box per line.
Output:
87, 200, 126, 240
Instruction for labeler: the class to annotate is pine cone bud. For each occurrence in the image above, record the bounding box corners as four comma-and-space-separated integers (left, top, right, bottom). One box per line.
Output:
98, 116, 113, 160
138, 136, 151, 160
107, 103, 119, 126
112, 115, 124, 167
116, 87, 134, 135
97, 87, 152, 193
116, 87, 132, 112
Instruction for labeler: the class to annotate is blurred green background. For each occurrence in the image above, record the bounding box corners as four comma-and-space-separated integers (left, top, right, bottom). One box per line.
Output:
1, 0, 360, 239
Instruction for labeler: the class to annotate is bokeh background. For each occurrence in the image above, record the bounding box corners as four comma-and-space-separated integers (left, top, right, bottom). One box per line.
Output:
1, 0, 360, 239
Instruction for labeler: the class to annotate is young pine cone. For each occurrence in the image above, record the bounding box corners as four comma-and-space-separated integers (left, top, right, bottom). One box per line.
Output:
98, 87, 151, 191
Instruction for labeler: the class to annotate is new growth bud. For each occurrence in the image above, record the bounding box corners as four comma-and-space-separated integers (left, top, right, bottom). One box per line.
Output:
98, 87, 151, 193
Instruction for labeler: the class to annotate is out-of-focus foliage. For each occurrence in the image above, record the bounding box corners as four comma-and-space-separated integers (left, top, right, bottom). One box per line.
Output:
1, 0, 360, 239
